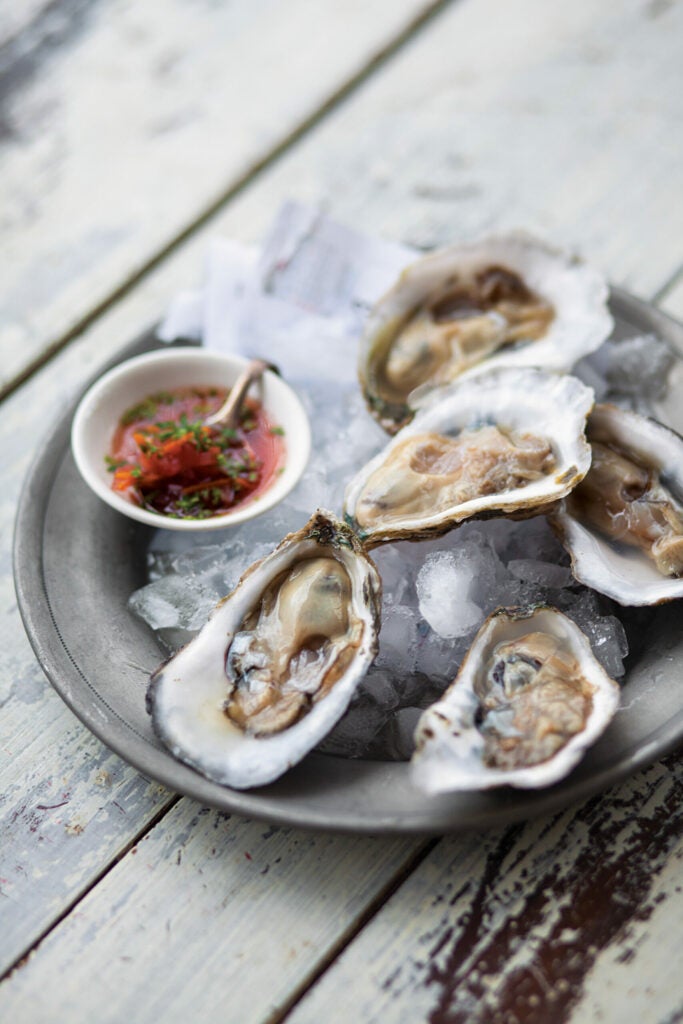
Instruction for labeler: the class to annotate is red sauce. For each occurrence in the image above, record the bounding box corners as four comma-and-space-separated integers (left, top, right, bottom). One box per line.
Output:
107, 386, 285, 520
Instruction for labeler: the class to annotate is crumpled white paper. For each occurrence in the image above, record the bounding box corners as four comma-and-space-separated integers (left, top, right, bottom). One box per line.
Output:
158, 200, 414, 384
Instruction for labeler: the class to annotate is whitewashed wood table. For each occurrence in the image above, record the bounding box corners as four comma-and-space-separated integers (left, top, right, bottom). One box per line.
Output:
2, 1, 683, 1021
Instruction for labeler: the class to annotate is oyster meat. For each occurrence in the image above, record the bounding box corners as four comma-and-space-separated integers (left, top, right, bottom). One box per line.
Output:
344, 367, 594, 546
412, 606, 620, 793
147, 510, 381, 788
552, 403, 683, 605
359, 233, 612, 432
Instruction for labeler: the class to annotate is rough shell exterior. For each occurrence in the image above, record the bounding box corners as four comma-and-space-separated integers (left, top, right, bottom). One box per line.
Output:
411, 606, 621, 793
147, 509, 382, 789
344, 367, 594, 547
550, 403, 683, 606
359, 232, 612, 433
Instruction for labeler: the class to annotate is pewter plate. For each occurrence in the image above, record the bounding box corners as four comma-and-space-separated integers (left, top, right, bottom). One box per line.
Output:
13, 290, 683, 835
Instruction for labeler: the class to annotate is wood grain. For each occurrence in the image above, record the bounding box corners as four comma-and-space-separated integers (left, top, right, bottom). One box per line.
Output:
0, 802, 423, 1024
1, 0, 682, 1016
212, 0, 683, 297
286, 756, 683, 1024
0, 0, 447, 394
0, 352, 175, 975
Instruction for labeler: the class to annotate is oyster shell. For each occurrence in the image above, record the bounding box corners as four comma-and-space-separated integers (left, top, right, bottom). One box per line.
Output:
359, 233, 612, 433
344, 367, 594, 547
411, 606, 620, 793
551, 403, 683, 605
147, 510, 381, 789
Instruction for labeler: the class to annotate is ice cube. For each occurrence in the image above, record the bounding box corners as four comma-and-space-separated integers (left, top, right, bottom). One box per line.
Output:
378, 706, 424, 760
572, 355, 609, 401
416, 550, 483, 638
211, 541, 275, 592
174, 542, 241, 577
371, 543, 414, 606
507, 559, 574, 589
128, 586, 182, 631
587, 614, 629, 679
501, 516, 566, 565
129, 575, 220, 632
287, 468, 334, 514
376, 604, 421, 674
414, 623, 465, 683
556, 589, 629, 678
317, 702, 388, 758
146, 549, 178, 582
128, 573, 224, 651
360, 668, 401, 711
605, 334, 676, 399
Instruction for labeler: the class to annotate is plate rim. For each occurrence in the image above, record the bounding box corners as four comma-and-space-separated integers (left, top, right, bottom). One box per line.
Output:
12, 289, 683, 835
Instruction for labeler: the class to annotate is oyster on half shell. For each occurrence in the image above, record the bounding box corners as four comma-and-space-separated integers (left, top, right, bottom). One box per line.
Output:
551, 403, 683, 605
412, 607, 620, 793
359, 233, 612, 433
344, 368, 594, 547
147, 510, 381, 789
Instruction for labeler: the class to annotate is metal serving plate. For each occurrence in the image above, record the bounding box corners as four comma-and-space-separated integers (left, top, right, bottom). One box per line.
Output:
13, 289, 683, 835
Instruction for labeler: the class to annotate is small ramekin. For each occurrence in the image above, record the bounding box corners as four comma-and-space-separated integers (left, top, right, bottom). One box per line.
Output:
71, 347, 311, 531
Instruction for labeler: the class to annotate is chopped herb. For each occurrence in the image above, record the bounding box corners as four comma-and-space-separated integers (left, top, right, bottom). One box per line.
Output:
138, 438, 160, 455
120, 391, 181, 425
216, 427, 238, 444
269, 426, 285, 436
176, 494, 202, 510
108, 385, 282, 518
120, 399, 158, 426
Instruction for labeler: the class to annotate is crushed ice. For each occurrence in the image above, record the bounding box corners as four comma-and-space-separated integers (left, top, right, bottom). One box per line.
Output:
126, 332, 675, 761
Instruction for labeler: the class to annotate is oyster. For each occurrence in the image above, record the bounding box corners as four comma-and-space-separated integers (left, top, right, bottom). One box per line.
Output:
412, 606, 620, 793
147, 510, 381, 788
344, 367, 594, 546
359, 233, 612, 433
551, 403, 683, 605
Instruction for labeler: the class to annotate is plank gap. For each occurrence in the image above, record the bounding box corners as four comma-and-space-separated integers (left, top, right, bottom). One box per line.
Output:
652, 262, 683, 306
270, 835, 441, 1024
0, 793, 181, 985
0, 0, 457, 404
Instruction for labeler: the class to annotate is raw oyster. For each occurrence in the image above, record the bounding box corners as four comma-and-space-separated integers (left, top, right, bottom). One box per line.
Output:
147, 510, 381, 789
359, 233, 612, 433
344, 367, 594, 547
551, 403, 683, 605
412, 606, 620, 793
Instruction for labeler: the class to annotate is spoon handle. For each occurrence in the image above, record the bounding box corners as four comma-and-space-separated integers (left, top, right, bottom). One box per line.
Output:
204, 359, 278, 429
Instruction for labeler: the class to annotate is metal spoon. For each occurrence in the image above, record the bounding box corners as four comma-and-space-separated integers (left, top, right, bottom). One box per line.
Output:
204, 358, 278, 429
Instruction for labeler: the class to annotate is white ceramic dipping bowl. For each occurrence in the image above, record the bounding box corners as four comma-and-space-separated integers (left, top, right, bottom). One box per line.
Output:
71, 347, 311, 531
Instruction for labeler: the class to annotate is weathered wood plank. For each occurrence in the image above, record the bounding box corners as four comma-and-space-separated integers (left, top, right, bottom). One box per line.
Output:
0, 345, 176, 974
0, 0, 447, 394
0, 0, 53, 47
212, 0, 683, 299
0, 801, 423, 1024
285, 756, 683, 1024
1, 0, 682, 1008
